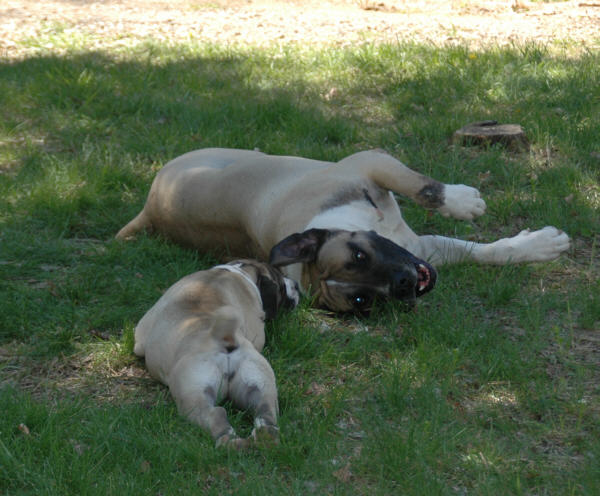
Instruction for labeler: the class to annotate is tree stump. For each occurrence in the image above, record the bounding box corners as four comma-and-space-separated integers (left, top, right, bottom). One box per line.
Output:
452, 121, 529, 152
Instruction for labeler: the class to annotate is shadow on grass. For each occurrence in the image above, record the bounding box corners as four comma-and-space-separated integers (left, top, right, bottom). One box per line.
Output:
0, 43, 598, 348
1, 43, 597, 239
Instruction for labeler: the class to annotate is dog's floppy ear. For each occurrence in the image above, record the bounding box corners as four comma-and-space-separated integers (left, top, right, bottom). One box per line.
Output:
269, 229, 331, 267
256, 275, 280, 321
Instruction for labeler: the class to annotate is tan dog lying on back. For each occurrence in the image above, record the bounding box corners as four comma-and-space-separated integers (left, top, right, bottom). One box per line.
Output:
117, 148, 570, 313
134, 260, 299, 448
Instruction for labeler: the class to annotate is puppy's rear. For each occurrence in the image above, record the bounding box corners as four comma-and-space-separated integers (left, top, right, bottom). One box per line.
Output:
210, 306, 241, 353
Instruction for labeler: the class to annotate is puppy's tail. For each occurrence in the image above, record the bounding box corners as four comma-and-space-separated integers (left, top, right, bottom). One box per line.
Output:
211, 306, 242, 352
115, 210, 152, 240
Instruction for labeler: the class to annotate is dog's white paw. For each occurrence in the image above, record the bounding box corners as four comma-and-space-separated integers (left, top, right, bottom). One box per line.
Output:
504, 226, 571, 263
438, 184, 486, 221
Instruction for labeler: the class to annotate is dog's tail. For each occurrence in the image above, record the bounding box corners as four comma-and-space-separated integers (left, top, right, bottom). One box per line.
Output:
115, 210, 152, 240
210, 306, 242, 352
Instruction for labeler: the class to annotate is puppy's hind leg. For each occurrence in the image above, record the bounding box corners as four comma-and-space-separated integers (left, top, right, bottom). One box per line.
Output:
168, 355, 250, 449
228, 348, 280, 445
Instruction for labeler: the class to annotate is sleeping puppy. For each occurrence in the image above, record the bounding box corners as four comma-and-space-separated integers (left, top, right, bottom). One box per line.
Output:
134, 260, 299, 448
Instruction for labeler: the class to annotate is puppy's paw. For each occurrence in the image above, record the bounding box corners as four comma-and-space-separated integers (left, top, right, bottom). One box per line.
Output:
251, 421, 280, 447
215, 433, 251, 450
438, 184, 486, 221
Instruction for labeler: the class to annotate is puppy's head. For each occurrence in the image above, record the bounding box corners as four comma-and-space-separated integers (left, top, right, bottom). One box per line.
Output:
228, 260, 300, 320
269, 229, 436, 313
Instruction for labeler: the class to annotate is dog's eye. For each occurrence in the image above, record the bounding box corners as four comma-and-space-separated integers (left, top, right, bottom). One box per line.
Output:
352, 294, 371, 308
353, 250, 368, 263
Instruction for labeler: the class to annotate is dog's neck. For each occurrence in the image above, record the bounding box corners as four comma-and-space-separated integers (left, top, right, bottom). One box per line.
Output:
213, 264, 262, 303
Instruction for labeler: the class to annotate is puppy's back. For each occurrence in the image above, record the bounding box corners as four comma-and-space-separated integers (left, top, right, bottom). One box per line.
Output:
133, 271, 224, 357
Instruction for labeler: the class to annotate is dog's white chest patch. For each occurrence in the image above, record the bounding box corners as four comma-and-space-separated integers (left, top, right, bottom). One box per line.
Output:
306, 201, 382, 232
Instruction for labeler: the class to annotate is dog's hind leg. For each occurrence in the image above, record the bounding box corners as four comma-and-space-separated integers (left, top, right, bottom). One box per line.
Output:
418, 226, 571, 266
228, 348, 280, 445
168, 355, 250, 449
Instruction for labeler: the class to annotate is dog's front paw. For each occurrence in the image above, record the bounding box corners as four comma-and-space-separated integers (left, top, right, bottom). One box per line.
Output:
507, 226, 571, 262
438, 184, 486, 221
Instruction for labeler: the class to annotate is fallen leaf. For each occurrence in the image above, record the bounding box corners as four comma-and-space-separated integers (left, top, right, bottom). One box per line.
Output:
305, 382, 327, 395
323, 87, 339, 101
27, 279, 49, 289
348, 430, 366, 440
89, 329, 110, 340
478, 170, 491, 182
47, 281, 59, 297
40, 264, 61, 272
332, 463, 353, 482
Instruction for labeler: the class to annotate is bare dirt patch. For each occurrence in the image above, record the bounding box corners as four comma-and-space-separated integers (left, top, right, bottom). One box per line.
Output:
0, 340, 160, 403
1, 0, 599, 57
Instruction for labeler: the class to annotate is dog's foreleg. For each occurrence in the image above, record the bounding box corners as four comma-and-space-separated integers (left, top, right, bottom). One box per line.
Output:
419, 226, 570, 266
340, 150, 486, 220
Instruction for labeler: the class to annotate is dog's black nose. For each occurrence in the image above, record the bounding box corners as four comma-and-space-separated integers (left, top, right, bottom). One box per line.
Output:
391, 269, 417, 296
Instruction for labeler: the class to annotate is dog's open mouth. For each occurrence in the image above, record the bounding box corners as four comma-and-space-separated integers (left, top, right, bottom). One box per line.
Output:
416, 262, 436, 296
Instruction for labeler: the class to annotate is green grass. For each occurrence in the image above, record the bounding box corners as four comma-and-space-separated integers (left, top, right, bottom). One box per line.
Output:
1, 28, 599, 495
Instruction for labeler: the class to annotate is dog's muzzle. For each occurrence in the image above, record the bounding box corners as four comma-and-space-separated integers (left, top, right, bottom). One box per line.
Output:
390, 260, 437, 303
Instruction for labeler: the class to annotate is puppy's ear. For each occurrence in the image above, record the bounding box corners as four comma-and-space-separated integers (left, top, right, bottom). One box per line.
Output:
269, 229, 331, 267
256, 275, 280, 320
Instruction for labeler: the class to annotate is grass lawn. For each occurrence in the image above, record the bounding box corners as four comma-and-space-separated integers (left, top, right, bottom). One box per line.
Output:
1, 25, 599, 495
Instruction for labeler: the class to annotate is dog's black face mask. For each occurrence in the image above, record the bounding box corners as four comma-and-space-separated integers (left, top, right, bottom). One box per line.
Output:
269, 229, 436, 313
